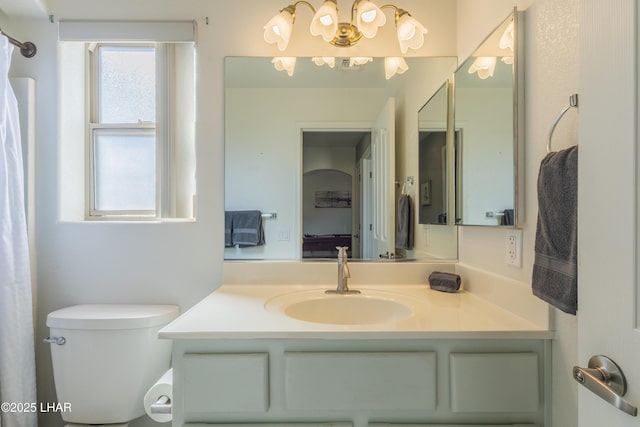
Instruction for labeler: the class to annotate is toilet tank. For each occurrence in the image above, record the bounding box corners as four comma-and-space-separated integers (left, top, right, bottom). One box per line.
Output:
46, 304, 179, 424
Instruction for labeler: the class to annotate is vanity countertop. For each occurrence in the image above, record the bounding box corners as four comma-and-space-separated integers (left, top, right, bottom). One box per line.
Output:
159, 284, 553, 340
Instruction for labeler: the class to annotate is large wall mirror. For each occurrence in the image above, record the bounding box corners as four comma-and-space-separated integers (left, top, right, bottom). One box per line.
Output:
224, 56, 457, 261
453, 10, 523, 227
418, 81, 453, 226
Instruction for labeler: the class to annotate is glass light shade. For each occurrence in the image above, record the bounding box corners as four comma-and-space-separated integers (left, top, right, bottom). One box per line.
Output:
468, 56, 497, 79
264, 10, 295, 51
312, 57, 336, 68
310, 1, 339, 42
499, 20, 515, 51
384, 57, 408, 80
272, 56, 297, 76
501, 56, 514, 65
355, 1, 386, 38
349, 56, 373, 67
396, 13, 428, 53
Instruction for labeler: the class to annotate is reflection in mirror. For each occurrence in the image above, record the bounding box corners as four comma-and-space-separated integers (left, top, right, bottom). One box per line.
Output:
418, 82, 450, 225
302, 131, 369, 259
453, 11, 521, 226
224, 57, 456, 260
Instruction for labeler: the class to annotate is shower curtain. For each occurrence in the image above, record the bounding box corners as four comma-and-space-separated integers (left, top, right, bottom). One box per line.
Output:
0, 36, 37, 427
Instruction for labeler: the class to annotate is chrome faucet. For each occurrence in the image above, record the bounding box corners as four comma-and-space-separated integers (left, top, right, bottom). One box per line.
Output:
326, 246, 360, 295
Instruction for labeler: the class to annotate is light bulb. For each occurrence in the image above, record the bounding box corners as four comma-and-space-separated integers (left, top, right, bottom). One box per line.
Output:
384, 57, 408, 80
361, 10, 377, 23
355, 0, 386, 39
310, 0, 339, 42
264, 9, 295, 51
396, 11, 428, 53
500, 20, 514, 51
312, 57, 336, 68
468, 57, 497, 79
349, 57, 373, 67
272, 57, 297, 76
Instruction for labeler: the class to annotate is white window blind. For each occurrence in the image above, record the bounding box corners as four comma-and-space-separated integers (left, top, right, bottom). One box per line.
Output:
58, 20, 196, 43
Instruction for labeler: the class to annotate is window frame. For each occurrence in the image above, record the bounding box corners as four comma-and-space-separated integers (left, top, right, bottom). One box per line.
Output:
87, 42, 174, 220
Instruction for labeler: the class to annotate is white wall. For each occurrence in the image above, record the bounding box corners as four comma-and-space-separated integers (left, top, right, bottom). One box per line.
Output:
2, 1, 457, 426
456, 87, 514, 225
13, 5, 224, 426
4, 0, 581, 425
456, 0, 579, 426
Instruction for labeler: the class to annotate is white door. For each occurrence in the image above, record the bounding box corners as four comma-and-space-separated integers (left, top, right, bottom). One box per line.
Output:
352, 159, 361, 259
371, 98, 395, 259
361, 151, 373, 259
577, 1, 640, 425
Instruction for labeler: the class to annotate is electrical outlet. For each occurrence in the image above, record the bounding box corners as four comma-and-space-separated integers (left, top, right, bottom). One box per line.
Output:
423, 225, 431, 246
506, 230, 522, 267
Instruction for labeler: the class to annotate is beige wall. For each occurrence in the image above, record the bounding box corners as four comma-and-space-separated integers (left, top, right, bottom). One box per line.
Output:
2, 2, 457, 426
457, 1, 579, 426
2, 0, 582, 425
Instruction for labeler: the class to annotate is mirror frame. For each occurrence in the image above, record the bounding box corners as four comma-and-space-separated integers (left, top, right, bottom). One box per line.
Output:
451, 8, 524, 228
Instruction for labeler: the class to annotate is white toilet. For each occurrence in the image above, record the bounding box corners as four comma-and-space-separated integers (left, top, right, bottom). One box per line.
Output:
46, 304, 179, 426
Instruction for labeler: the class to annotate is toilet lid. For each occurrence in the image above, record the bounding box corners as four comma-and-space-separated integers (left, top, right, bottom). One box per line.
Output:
47, 304, 179, 330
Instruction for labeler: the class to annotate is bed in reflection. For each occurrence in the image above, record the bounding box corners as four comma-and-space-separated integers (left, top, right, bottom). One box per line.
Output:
302, 234, 352, 258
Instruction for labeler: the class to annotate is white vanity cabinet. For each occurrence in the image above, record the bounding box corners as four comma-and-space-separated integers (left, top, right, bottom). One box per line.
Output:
171, 338, 549, 427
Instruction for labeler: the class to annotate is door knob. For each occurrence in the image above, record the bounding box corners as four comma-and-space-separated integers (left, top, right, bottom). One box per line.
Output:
573, 355, 637, 416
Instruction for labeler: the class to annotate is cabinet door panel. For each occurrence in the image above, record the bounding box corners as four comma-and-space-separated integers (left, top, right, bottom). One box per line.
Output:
370, 424, 537, 426
184, 424, 352, 427
450, 353, 539, 413
284, 352, 436, 411
182, 353, 269, 413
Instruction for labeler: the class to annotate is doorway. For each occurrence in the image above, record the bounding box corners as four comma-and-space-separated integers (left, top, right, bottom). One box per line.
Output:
302, 130, 371, 259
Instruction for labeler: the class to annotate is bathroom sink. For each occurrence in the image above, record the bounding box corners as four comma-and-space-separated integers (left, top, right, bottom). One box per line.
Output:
265, 289, 417, 325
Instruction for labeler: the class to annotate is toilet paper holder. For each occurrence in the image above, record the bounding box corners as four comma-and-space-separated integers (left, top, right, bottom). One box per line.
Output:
150, 395, 172, 414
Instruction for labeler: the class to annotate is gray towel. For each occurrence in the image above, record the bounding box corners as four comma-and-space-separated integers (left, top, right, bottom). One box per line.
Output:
224, 211, 233, 247
532, 146, 578, 315
396, 194, 414, 250
501, 209, 514, 226
230, 210, 265, 247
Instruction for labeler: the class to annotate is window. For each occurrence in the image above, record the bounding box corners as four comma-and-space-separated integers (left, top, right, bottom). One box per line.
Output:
90, 45, 157, 216
58, 21, 196, 222
86, 43, 195, 219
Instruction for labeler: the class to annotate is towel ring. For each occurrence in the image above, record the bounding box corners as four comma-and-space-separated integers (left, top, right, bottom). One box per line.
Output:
547, 94, 579, 153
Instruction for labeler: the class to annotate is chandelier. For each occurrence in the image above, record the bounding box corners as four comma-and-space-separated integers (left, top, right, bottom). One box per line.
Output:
264, 0, 427, 51
263, 0, 428, 78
